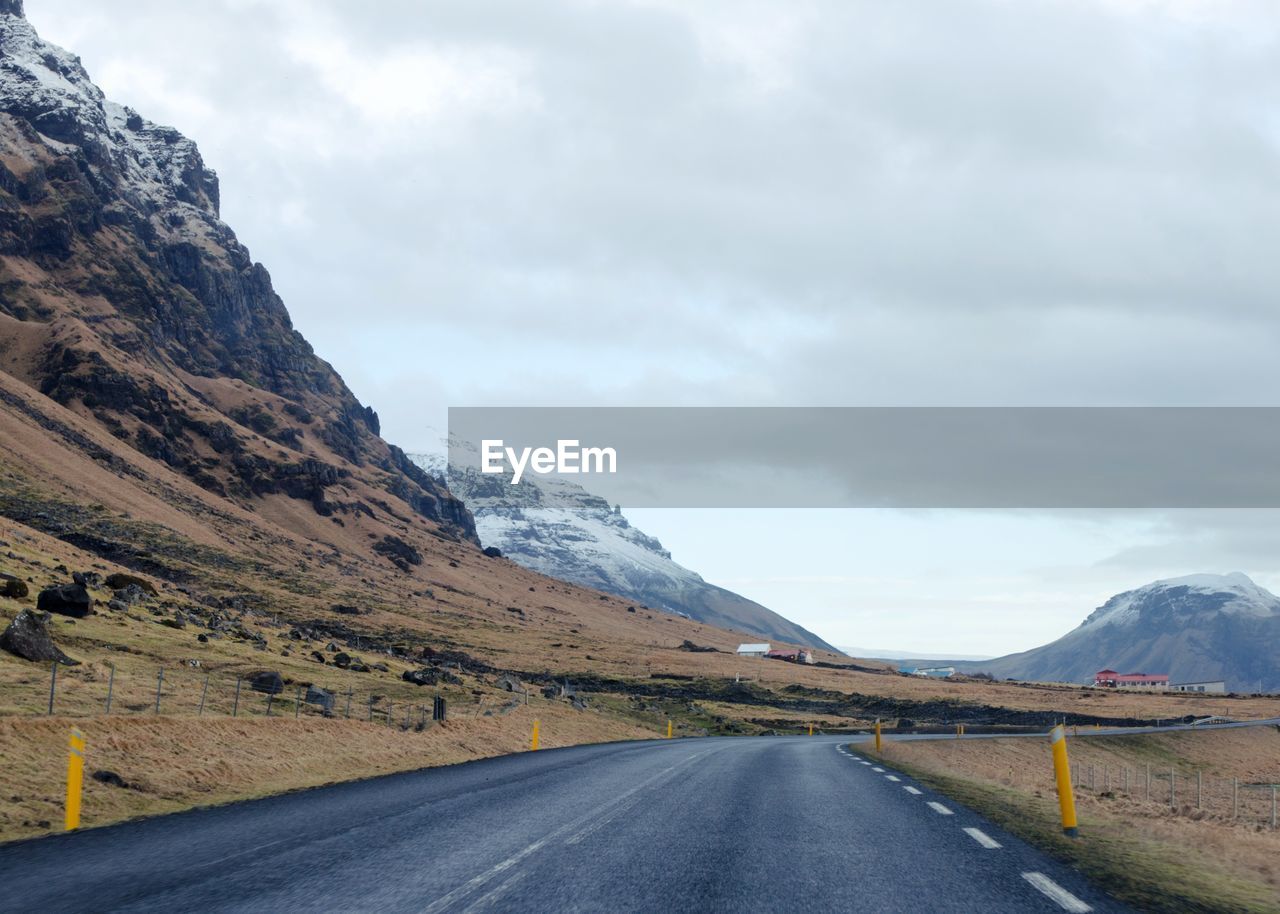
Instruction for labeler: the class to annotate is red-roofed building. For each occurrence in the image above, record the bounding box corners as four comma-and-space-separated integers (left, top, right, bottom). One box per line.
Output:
1095, 669, 1169, 690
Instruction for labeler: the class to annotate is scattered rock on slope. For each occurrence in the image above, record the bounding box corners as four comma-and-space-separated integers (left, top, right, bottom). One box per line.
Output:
0, 610, 79, 664
36, 583, 91, 618
0, 574, 28, 599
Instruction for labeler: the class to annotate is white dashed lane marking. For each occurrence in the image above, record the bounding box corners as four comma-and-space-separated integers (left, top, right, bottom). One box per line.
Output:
903, 786, 922, 795
926, 801, 954, 816
885, 775, 900, 782
963, 827, 1001, 849
1022, 872, 1092, 912
871, 767, 884, 772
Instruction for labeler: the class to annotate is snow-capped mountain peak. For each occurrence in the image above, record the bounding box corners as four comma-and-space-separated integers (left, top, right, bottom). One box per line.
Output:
1079, 572, 1279, 630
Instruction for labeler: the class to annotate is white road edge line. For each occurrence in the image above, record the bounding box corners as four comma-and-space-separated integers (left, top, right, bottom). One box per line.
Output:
885, 775, 900, 782
1022, 872, 1092, 912
903, 786, 922, 795
927, 801, 953, 816
963, 827, 1001, 849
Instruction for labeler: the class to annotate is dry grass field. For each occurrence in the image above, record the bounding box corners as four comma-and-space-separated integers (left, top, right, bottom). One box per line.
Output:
0, 707, 652, 844
863, 727, 1280, 913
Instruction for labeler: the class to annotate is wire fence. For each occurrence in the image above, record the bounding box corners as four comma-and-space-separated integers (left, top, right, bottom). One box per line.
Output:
3, 660, 542, 730
1069, 759, 1280, 830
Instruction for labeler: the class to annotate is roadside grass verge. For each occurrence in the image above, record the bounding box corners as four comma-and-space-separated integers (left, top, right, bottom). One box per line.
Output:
853, 731, 1280, 914
0, 708, 653, 845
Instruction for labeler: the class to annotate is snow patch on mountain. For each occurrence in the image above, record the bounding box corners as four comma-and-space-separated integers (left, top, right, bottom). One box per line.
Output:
408, 446, 838, 650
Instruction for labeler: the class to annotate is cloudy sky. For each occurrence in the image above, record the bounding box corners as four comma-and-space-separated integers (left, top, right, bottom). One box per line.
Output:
27, 0, 1280, 654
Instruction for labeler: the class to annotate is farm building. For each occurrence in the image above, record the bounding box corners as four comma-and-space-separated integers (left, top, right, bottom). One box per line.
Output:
1171, 680, 1227, 694
900, 666, 956, 678
1094, 669, 1169, 690
736, 643, 771, 658
765, 648, 814, 664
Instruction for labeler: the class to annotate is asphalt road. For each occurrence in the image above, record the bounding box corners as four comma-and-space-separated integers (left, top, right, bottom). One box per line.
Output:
0, 733, 1131, 913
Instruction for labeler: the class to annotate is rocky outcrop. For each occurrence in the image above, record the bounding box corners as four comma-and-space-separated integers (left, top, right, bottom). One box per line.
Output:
0, 7, 476, 545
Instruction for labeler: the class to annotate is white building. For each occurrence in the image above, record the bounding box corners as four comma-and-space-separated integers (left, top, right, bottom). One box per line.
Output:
1171, 680, 1227, 694
736, 643, 771, 658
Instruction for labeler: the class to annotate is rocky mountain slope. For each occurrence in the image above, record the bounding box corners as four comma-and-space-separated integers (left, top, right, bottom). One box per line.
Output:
412, 450, 838, 651
0, 0, 471, 545
963, 573, 1280, 692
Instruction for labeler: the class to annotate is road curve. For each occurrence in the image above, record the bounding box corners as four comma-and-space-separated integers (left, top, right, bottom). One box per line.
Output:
0, 734, 1128, 913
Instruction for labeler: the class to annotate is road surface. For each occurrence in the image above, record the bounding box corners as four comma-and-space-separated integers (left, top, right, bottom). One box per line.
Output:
0, 734, 1127, 913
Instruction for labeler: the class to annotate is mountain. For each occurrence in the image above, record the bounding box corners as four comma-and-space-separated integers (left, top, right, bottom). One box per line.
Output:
0, 0, 472, 548
411, 449, 839, 652
962, 573, 1280, 692
0, 0, 844, 704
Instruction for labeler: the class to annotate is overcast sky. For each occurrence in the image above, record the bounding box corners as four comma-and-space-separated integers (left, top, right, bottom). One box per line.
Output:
26, 0, 1280, 654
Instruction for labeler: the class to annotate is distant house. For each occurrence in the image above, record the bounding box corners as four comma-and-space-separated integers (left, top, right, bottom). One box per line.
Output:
736, 643, 771, 658
912, 666, 956, 679
1094, 669, 1169, 690
1172, 680, 1227, 694
765, 648, 814, 664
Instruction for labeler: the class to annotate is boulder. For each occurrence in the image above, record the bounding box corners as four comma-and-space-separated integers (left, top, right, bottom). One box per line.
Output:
36, 583, 91, 618
103, 573, 158, 596
402, 668, 439, 686
112, 583, 149, 605
0, 574, 28, 599
482, 546, 502, 558
247, 670, 284, 695
495, 674, 524, 693
310, 650, 326, 664
72, 571, 102, 588
0, 610, 78, 664
304, 685, 334, 711
333, 652, 352, 668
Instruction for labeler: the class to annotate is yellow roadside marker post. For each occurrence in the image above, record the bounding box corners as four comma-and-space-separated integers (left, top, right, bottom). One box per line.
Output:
531, 719, 540, 751
667, 720, 673, 739
809, 724, 813, 736
874, 719, 882, 753
1049, 724, 1079, 837
65, 727, 84, 831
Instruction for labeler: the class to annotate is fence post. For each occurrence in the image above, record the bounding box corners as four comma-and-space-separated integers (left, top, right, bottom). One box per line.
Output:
1104, 765, 1109, 792
105, 664, 115, 715
266, 689, 274, 717
345, 688, 353, 719
233, 677, 242, 718
367, 696, 374, 722
1146, 764, 1151, 801
47, 661, 57, 715
154, 668, 164, 714
198, 674, 210, 716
